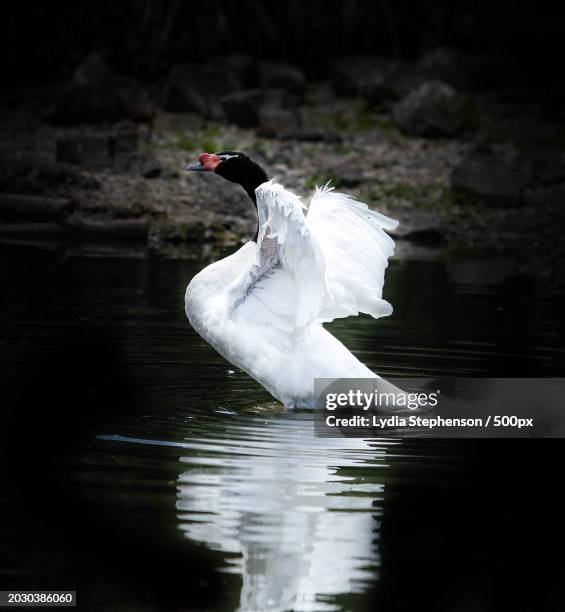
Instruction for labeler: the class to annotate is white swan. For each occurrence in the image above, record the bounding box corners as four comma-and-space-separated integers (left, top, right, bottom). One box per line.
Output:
185, 152, 398, 408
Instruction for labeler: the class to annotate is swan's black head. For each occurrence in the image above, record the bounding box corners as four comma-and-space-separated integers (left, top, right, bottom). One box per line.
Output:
186, 151, 268, 202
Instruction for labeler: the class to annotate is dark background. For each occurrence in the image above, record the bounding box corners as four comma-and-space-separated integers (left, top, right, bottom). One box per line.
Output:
2, 0, 564, 100
1, 2, 565, 611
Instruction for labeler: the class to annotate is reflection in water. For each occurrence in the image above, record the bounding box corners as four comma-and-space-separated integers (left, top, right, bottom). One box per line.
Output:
173, 414, 395, 612
3, 241, 565, 611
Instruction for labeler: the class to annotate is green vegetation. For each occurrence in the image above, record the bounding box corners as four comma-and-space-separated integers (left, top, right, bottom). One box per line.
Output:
373, 116, 400, 138
368, 183, 440, 208
149, 220, 207, 244
366, 182, 489, 213
175, 125, 235, 153
318, 101, 403, 143
439, 187, 487, 211
324, 100, 390, 134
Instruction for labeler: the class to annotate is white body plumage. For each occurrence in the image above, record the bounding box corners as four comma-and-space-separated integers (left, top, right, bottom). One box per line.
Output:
185, 180, 398, 408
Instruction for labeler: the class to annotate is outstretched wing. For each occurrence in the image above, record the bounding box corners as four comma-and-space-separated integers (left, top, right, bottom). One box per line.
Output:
306, 184, 398, 322
226, 180, 327, 334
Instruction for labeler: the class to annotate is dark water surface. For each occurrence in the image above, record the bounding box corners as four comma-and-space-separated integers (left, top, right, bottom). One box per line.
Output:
1, 240, 564, 611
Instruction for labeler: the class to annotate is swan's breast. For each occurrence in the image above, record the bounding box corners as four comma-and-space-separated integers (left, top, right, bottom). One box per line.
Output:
185, 241, 257, 336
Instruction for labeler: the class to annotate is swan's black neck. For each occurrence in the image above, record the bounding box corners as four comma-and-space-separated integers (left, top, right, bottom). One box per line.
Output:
214, 153, 268, 242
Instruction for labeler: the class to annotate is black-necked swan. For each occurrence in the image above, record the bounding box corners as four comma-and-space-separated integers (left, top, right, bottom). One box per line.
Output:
185, 151, 398, 408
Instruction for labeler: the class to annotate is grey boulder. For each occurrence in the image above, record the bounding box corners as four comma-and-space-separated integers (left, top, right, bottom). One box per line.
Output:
392, 81, 469, 137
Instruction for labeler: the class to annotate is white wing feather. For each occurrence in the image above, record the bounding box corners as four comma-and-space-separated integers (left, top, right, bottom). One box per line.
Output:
307, 183, 398, 322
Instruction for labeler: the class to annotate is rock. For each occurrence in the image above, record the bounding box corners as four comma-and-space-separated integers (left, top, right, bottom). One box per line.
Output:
46, 80, 154, 126
109, 124, 139, 155
523, 147, 565, 187
221, 88, 294, 128
259, 61, 306, 93
0, 194, 74, 221
221, 90, 262, 127
523, 182, 565, 207
329, 55, 398, 103
187, 172, 254, 219
160, 167, 180, 180
335, 172, 363, 188
0, 222, 72, 238
73, 52, 114, 86
56, 134, 110, 167
385, 62, 427, 99
47, 85, 125, 125
420, 47, 469, 91
451, 147, 533, 206
162, 63, 240, 117
0, 157, 101, 193
161, 67, 204, 115
326, 166, 364, 188
65, 218, 148, 240
115, 82, 156, 124
139, 153, 162, 179
392, 81, 469, 137
329, 54, 465, 104
148, 220, 207, 244
222, 89, 263, 128
390, 209, 443, 243
57, 127, 147, 171
207, 54, 256, 89
276, 128, 342, 143
113, 152, 161, 178
353, 50, 468, 102
257, 107, 299, 137
46, 52, 154, 126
